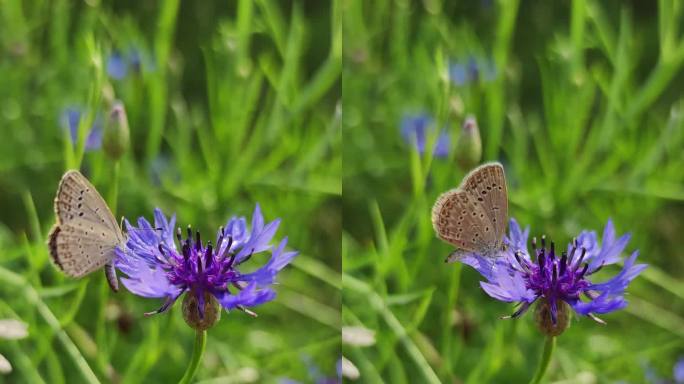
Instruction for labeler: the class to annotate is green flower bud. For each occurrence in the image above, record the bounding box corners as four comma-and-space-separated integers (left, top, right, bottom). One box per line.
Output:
455, 116, 482, 170
182, 290, 221, 331
534, 299, 571, 336
102, 101, 129, 161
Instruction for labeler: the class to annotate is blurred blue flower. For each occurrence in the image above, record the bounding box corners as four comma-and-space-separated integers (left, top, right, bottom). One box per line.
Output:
107, 52, 128, 80
106, 48, 150, 80
59, 107, 103, 151
675, 358, 684, 383
449, 56, 497, 86
644, 356, 684, 384
278, 355, 341, 384
400, 114, 450, 158
456, 219, 647, 326
115, 204, 297, 322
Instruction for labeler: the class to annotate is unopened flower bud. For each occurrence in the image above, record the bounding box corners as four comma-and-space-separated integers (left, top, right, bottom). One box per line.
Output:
455, 116, 482, 170
103, 101, 129, 161
534, 299, 571, 336
182, 290, 221, 331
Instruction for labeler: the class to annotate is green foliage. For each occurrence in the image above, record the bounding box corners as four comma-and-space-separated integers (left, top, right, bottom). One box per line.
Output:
0, 1, 340, 383
343, 0, 684, 382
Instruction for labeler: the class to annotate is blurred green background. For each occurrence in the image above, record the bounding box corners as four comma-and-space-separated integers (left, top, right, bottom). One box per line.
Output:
0, 1, 340, 383
343, 0, 684, 383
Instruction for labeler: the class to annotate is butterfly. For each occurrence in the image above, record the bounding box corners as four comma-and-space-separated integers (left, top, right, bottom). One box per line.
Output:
47, 170, 123, 291
431, 162, 509, 263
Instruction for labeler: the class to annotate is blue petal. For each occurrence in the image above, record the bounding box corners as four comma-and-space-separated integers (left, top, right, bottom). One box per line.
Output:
107, 52, 128, 80
235, 217, 281, 263
460, 253, 496, 280
153, 208, 176, 247
116, 247, 180, 298
215, 282, 276, 309
588, 251, 647, 293
240, 237, 297, 285
224, 216, 248, 247
479, 263, 536, 303
252, 203, 264, 234
570, 292, 627, 315
504, 218, 530, 259
589, 219, 631, 270
571, 251, 647, 315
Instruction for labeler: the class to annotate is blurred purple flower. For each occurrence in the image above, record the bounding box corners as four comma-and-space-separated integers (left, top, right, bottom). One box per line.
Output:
449, 56, 497, 86
114, 204, 297, 320
278, 355, 341, 384
107, 52, 128, 80
400, 114, 450, 158
107, 48, 151, 80
59, 107, 103, 151
456, 219, 646, 325
644, 356, 684, 384
675, 357, 684, 383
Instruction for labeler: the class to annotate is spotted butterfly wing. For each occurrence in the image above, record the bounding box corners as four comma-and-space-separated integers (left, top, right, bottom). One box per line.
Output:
48, 170, 124, 288
431, 162, 508, 261
460, 163, 508, 249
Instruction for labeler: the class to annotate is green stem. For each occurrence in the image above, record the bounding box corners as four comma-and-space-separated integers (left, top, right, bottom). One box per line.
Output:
529, 336, 556, 384
178, 330, 206, 384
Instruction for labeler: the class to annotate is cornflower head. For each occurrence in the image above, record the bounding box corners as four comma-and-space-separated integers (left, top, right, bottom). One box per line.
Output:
114, 204, 297, 330
457, 218, 647, 336
400, 113, 450, 158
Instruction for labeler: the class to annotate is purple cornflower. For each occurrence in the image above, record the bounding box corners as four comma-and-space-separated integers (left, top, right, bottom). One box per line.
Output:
114, 204, 297, 330
59, 107, 103, 151
457, 218, 646, 335
400, 114, 450, 158
449, 56, 497, 86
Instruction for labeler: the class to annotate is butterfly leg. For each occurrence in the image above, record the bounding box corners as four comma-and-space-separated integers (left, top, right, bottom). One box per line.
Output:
445, 249, 470, 263
105, 262, 119, 292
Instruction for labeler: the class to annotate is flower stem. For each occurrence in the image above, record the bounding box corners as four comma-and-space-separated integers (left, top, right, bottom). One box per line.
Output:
178, 330, 206, 384
529, 335, 556, 384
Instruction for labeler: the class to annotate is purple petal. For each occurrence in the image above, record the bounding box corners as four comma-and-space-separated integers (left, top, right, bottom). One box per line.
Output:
460, 253, 496, 280
479, 266, 536, 303
588, 251, 647, 294
215, 282, 276, 310
240, 237, 297, 285
571, 292, 627, 315
116, 247, 180, 298
252, 203, 264, 234
504, 218, 530, 258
